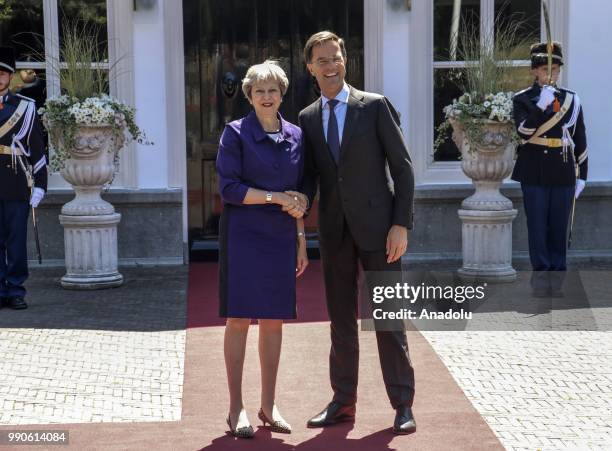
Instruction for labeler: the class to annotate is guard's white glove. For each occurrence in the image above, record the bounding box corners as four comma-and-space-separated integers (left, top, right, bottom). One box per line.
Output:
536, 85, 556, 111
30, 187, 45, 208
575, 179, 586, 199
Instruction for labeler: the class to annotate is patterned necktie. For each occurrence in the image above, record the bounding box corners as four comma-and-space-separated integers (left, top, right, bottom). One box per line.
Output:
326, 99, 340, 163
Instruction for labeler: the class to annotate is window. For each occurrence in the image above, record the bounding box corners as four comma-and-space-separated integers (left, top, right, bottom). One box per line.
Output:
0, 1, 46, 108
0, 1, 109, 106
433, 0, 541, 161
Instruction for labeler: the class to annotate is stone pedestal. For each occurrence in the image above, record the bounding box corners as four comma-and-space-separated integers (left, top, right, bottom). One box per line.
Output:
451, 119, 518, 282
457, 209, 517, 282
57, 125, 123, 289
59, 213, 123, 289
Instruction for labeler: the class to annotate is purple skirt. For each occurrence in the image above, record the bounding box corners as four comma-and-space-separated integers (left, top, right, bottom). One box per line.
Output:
219, 204, 297, 319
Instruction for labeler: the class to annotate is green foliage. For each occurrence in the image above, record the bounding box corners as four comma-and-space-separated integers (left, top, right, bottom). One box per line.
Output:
0, 0, 12, 21
42, 94, 151, 171
40, 18, 150, 171
455, 11, 531, 104
57, 20, 108, 100
59, 0, 107, 27
435, 11, 530, 155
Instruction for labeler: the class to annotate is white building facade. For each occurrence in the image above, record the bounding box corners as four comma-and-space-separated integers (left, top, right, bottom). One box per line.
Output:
7, 0, 611, 264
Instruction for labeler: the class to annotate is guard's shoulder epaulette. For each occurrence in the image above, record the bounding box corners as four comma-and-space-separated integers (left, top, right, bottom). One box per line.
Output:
15, 93, 35, 103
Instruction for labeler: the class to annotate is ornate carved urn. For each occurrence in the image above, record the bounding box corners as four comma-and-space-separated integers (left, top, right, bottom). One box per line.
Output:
58, 125, 124, 289
451, 119, 518, 282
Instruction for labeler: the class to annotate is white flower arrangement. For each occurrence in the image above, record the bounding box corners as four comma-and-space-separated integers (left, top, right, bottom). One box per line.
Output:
41, 94, 150, 171
443, 91, 514, 123
436, 91, 518, 154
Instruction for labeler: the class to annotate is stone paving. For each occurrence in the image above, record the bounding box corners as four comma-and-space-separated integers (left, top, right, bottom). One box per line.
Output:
421, 331, 612, 450
0, 266, 187, 425
2, 264, 612, 451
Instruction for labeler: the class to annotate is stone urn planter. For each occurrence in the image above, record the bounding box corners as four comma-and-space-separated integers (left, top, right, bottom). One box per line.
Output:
57, 125, 124, 289
450, 119, 518, 282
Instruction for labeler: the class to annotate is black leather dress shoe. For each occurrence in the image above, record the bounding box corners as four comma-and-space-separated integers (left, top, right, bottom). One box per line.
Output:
4, 297, 28, 310
306, 401, 355, 428
393, 405, 416, 434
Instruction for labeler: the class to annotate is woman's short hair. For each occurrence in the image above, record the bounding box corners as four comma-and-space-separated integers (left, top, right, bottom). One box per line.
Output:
241, 60, 289, 99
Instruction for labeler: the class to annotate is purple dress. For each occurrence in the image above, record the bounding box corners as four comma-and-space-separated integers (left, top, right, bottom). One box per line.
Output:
217, 112, 304, 319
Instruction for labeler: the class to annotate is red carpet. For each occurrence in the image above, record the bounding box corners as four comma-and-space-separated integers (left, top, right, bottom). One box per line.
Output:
185, 262, 503, 450
0, 262, 503, 450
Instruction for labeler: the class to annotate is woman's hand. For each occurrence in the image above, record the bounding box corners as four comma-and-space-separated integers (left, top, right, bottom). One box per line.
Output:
296, 236, 309, 277
284, 191, 308, 210
275, 192, 305, 218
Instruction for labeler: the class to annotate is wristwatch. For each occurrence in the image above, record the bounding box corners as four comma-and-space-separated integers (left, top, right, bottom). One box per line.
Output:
265, 192, 273, 203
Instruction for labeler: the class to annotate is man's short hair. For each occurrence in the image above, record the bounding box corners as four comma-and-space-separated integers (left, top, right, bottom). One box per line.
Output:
241, 60, 289, 99
303, 31, 347, 64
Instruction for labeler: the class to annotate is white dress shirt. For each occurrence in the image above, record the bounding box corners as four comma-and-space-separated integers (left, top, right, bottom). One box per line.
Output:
321, 83, 350, 145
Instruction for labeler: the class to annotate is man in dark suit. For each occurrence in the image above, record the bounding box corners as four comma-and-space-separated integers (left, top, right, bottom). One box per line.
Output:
296, 31, 416, 434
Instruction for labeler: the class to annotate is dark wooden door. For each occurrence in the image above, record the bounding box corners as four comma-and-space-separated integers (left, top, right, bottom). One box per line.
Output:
183, 0, 364, 255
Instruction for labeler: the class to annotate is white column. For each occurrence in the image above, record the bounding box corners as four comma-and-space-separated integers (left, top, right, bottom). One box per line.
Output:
107, 0, 137, 189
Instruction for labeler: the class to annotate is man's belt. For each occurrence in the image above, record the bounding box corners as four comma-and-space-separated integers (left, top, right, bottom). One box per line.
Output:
0, 145, 23, 156
526, 137, 564, 148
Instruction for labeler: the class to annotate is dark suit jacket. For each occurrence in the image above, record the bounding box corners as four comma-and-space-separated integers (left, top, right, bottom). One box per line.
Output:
299, 86, 415, 252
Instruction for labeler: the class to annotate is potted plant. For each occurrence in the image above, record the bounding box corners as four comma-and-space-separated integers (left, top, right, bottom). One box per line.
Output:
443, 90, 517, 210
436, 14, 531, 281
40, 21, 149, 289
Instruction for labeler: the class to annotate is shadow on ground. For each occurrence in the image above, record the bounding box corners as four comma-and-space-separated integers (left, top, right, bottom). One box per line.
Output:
0, 266, 188, 332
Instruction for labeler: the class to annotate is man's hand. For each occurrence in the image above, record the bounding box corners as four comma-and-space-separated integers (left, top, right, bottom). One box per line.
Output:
386, 225, 408, 264
275, 192, 305, 218
284, 191, 308, 210
30, 187, 45, 208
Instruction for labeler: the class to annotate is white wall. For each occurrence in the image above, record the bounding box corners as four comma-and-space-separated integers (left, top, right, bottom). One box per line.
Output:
565, 0, 612, 182
132, 1, 169, 189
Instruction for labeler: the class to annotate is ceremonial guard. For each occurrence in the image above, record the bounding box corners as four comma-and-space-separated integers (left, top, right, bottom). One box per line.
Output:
511, 42, 587, 294
0, 46, 47, 310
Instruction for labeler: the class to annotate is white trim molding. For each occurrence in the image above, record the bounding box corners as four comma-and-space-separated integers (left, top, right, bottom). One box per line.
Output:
546, 0, 569, 86
162, 0, 188, 252
43, 0, 60, 98
364, 0, 384, 93
107, 0, 137, 189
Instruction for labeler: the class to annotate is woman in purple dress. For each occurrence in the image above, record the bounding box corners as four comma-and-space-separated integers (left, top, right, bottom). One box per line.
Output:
216, 61, 309, 438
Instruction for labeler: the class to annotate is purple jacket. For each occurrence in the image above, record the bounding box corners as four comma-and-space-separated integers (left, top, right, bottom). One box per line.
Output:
217, 111, 304, 205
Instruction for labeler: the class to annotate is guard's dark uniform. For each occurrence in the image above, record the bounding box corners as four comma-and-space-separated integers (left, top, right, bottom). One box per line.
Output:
0, 47, 47, 308
511, 42, 587, 291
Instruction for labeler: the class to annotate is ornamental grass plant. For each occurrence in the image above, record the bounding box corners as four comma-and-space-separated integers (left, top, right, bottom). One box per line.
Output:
435, 11, 532, 153
39, 20, 149, 171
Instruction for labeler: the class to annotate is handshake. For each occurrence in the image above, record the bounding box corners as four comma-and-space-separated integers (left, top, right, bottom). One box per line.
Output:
277, 190, 308, 218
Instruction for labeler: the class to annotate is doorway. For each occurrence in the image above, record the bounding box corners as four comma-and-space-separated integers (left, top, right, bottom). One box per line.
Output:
183, 0, 364, 259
